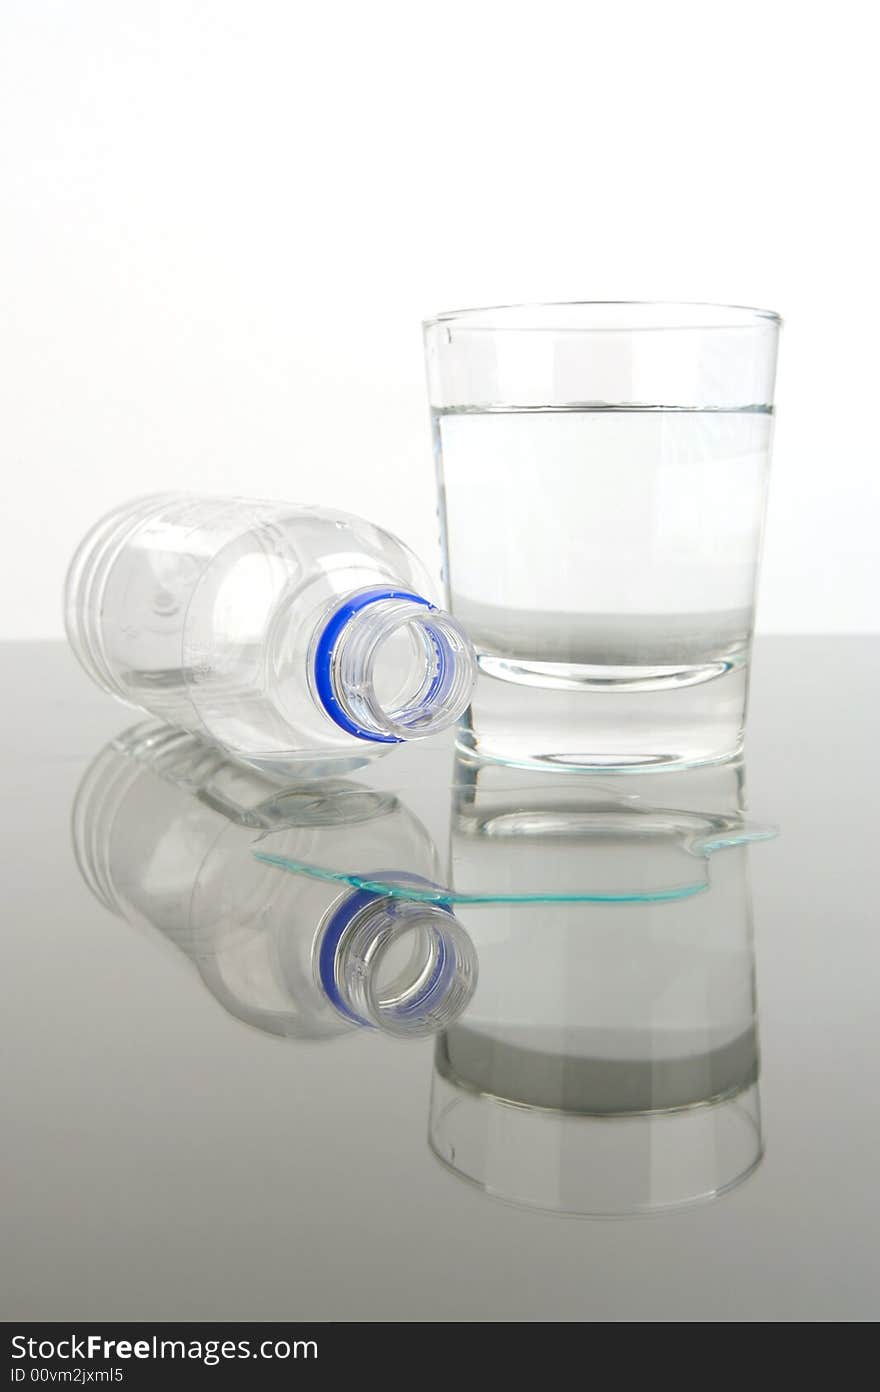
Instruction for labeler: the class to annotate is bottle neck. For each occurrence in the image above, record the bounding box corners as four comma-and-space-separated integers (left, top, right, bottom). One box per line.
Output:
317, 882, 477, 1038
311, 586, 475, 743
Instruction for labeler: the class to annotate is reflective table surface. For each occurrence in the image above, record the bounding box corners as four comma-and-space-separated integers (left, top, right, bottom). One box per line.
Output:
2, 639, 878, 1321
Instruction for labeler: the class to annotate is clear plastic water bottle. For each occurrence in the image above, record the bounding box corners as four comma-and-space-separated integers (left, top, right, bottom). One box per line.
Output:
73, 720, 478, 1039
65, 493, 477, 769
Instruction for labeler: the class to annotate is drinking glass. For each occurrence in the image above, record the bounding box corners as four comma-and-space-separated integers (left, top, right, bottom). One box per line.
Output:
424, 301, 781, 770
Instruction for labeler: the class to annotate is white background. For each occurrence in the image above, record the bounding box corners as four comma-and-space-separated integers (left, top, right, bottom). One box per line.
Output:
1, 0, 877, 639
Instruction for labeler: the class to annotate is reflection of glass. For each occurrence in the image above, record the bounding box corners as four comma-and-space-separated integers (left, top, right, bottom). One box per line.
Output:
257, 751, 773, 906
429, 757, 768, 1216
72, 722, 477, 1039
448, 755, 773, 902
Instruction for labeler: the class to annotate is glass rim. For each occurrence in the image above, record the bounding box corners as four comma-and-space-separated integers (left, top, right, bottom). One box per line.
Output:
423, 300, 782, 332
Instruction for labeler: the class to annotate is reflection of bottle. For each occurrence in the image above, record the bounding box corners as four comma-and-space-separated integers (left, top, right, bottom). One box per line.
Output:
429, 758, 768, 1215
64, 494, 476, 769
73, 722, 476, 1039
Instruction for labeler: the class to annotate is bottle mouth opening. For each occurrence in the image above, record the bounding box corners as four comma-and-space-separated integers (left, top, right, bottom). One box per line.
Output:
313, 588, 476, 743
317, 881, 478, 1037
365, 609, 471, 736
367, 914, 455, 1026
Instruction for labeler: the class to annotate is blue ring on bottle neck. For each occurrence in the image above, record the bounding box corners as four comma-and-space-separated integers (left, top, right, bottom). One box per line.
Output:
313, 586, 441, 743
317, 874, 454, 1027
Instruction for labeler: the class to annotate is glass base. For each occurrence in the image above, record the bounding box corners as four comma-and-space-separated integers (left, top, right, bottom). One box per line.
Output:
456, 663, 748, 773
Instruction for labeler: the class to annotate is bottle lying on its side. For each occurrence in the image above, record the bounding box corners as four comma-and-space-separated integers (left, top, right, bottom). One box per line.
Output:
72, 720, 477, 1040
65, 493, 476, 771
